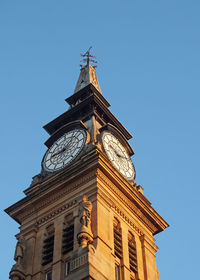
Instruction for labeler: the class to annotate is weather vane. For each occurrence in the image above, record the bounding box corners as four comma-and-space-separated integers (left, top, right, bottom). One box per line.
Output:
80, 46, 97, 69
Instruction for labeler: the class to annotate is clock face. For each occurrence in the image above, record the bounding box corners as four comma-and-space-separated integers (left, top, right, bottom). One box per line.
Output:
102, 131, 135, 181
43, 128, 87, 172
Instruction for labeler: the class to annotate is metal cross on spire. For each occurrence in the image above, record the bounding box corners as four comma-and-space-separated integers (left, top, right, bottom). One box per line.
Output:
80, 46, 97, 69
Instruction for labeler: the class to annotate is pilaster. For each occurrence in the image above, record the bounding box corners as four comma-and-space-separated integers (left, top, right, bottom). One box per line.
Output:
73, 206, 80, 251
23, 228, 37, 280
140, 234, 159, 280
120, 222, 130, 280
52, 218, 64, 280
32, 227, 45, 280
134, 234, 144, 280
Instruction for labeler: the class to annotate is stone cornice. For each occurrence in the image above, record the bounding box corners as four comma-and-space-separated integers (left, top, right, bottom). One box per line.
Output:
97, 171, 158, 234
24, 145, 98, 196
97, 185, 144, 236
5, 147, 168, 236
96, 155, 169, 234
5, 147, 99, 216
7, 168, 97, 224
112, 204, 143, 236
35, 198, 77, 227
18, 226, 38, 239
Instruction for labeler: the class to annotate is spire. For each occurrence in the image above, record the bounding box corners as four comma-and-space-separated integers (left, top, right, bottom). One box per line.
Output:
74, 47, 101, 94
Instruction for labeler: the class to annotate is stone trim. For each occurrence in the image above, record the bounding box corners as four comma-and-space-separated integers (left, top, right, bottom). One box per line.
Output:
112, 205, 143, 236
70, 253, 88, 272
35, 199, 77, 226
97, 171, 158, 233
140, 234, 158, 254
17, 171, 97, 223
97, 188, 143, 236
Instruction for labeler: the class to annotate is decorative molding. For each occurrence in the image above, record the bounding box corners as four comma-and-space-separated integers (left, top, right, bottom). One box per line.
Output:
97, 189, 142, 236
112, 205, 143, 236
35, 199, 77, 226
20, 226, 38, 239
70, 253, 88, 272
140, 234, 159, 254
97, 171, 158, 234
77, 196, 94, 248
17, 171, 97, 223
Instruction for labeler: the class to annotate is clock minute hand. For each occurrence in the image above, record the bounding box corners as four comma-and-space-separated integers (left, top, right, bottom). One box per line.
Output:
64, 138, 73, 150
51, 138, 73, 158
116, 154, 129, 160
115, 150, 128, 159
52, 147, 67, 158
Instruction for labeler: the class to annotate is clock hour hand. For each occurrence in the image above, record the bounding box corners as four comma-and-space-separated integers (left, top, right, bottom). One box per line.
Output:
109, 145, 128, 159
52, 147, 67, 158
51, 139, 73, 158
109, 144, 119, 156
109, 144, 115, 150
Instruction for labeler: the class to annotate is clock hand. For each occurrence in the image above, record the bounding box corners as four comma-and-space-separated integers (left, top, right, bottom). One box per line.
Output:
115, 150, 128, 159
108, 145, 128, 159
52, 147, 67, 158
64, 138, 73, 149
116, 154, 129, 160
109, 144, 114, 150
109, 144, 120, 156
51, 138, 74, 158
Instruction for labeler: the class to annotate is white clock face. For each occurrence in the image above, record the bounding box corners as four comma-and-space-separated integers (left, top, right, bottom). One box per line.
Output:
43, 128, 87, 172
102, 131, 135, 181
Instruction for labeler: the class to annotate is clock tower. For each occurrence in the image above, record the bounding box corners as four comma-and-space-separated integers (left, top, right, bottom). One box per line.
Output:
5, 49, 168, 280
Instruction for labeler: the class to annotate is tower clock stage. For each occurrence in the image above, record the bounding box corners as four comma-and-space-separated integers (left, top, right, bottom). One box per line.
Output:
5, 48, 169, 280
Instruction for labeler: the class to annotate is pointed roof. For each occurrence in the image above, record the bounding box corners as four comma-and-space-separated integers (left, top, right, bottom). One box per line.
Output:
43, 48, 132, 140
74, 62, 101, 94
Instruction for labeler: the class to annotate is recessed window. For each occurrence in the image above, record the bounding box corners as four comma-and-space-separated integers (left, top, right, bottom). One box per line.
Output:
45, 271, 52, 280
128, 232, 138, 275
62, 224, 74, 255
42, 224, 55, 266
115, 263, 121, 280
65, 262, 70, 276
113, 218, 123, 259
62, 214, 74, 255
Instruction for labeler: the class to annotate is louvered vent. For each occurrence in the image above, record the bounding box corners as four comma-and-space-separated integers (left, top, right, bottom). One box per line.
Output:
113, 218, 123, 259
128, 232, 138, 274
42, 235, 54, 266
62, 224, 74, 255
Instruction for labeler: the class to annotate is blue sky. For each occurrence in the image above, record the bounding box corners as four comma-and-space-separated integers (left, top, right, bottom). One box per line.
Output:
1, 1, 200, 279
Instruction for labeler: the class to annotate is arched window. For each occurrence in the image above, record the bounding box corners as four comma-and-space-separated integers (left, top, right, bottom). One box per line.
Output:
128, 232, 138, 277
42, 224, 55, 266
113, 218, 123, 259
62, 213, 74, 255
113, 218, 123, 280
45, 271, 52, 280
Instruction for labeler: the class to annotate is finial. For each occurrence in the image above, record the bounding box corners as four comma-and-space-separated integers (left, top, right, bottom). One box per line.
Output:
80, 46, 97, 69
